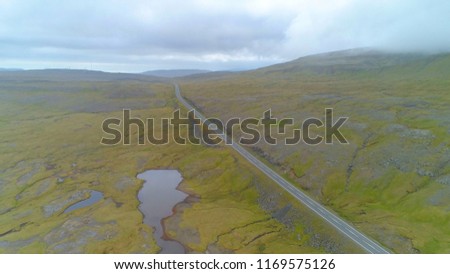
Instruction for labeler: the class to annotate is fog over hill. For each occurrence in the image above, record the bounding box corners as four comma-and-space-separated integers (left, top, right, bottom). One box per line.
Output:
1, 1, 449, 71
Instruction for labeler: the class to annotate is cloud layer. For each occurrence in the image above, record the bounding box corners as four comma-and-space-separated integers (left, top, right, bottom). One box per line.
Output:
0, 0, 449, 72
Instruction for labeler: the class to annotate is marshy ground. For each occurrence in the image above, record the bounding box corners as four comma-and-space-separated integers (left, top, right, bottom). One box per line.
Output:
0, 70, 358, 253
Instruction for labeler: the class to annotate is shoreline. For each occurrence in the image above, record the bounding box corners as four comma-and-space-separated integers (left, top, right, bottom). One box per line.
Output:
136, 168, 195, 254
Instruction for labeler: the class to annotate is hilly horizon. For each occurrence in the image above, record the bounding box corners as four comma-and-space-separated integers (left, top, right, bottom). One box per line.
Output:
142, 69, 212, 78
3, 48, 450, 78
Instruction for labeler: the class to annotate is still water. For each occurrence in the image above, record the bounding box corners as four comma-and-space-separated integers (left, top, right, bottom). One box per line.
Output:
64, 190, 104, 214
137, 170, 187, 254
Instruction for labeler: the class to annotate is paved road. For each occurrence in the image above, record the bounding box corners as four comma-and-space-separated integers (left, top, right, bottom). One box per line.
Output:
174, 84, 390, 254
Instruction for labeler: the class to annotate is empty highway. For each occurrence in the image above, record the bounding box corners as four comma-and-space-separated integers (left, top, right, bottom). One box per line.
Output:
174, 83, 390, 254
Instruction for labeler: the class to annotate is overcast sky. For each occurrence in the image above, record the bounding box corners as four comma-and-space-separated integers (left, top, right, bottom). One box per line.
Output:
0, 0, 449, 72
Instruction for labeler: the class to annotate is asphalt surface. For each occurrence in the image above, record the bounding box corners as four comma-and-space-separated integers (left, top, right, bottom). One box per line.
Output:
174, 84, 391, 254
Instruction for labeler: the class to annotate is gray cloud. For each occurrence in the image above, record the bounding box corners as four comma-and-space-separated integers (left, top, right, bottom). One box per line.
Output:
0, 0, 449, 72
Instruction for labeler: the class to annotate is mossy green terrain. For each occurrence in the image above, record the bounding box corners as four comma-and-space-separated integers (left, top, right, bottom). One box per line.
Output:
180, 50, 450, 253
0, 72, 359, 253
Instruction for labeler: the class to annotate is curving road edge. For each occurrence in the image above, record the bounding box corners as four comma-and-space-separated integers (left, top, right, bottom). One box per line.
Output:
174, 83, 391, 254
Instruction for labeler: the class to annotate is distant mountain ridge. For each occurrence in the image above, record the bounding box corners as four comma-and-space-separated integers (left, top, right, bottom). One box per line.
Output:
0, 68, 23, 71
142, 69, 211, 78
0, 69, 163, 82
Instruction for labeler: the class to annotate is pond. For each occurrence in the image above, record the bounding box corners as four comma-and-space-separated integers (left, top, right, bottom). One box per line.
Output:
63, 190, 104, 214
137, 170, 187, 254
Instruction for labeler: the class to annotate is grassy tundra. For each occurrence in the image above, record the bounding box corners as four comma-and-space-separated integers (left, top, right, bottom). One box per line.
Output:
0, 70, 357, 253
179, 50, 450, 253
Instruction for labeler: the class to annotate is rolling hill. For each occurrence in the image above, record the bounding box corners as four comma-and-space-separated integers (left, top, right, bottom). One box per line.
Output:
179, 49, 450, 253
